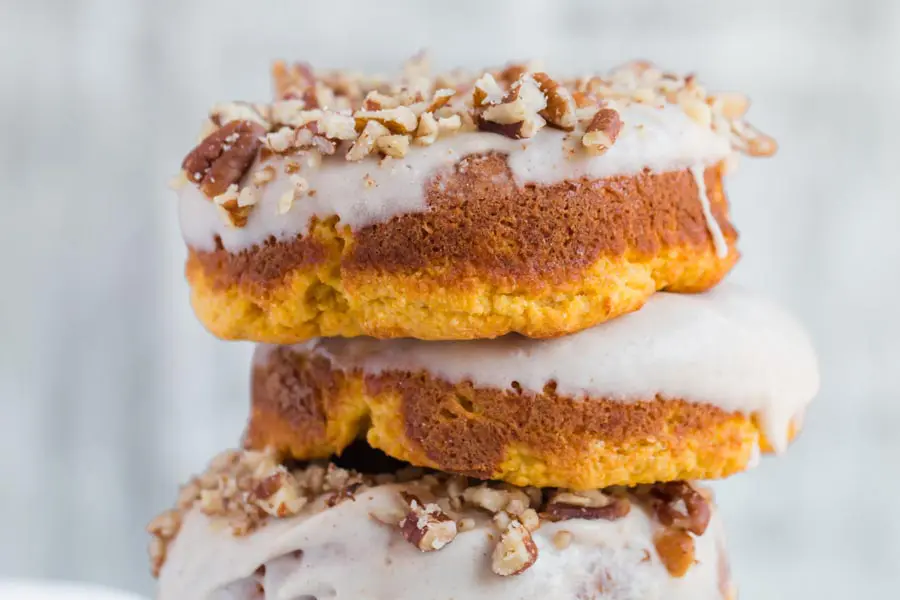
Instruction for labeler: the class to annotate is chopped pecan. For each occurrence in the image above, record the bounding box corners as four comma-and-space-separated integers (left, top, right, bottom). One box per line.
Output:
399, 492, 458, 552
272, 60, 315, 100
643, 482, 711, 536
477, 75, 547, 139
543, 495, 631, 522
437, 114, 463, 134
346, 120, 390, 161
711, 92, 749, 119
472, 73, 505, 107
495, 63, 529, 88
209, 102, 270, 128
533, 72, 577, 130
183, 120, 266, 198
375, 134, 410, 158
362, 91, 401, 111
731, 120, 778, 157
492, 521, 538, 576
354, 106, 418, 135
326, 482, 362, 507
551, 530, 573, 550
250, 469, 307, 518
146, 510, 181, 539
414, 112, 439, 145
463, 484, 511, 513
581, 107, 622, 155
654, 529, 696, 577
425, 88, 455, 113
212, 184, 252, 227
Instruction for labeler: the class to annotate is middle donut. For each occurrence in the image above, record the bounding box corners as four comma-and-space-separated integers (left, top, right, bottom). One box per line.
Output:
246, 283, 819, 490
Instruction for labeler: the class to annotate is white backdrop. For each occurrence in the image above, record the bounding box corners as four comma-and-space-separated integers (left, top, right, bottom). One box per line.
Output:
1, 0, 898, 597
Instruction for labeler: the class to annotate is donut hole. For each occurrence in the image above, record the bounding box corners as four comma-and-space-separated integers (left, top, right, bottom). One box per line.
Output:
330, 439, 408, 475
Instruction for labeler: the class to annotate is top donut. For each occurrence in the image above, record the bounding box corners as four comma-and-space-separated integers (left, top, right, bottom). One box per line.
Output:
175, 56, 776, 342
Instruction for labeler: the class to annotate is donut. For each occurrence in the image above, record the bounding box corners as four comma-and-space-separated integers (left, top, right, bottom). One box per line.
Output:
149, 447, 735, 600
245, 283, 819, 490
174, 59, 776, 342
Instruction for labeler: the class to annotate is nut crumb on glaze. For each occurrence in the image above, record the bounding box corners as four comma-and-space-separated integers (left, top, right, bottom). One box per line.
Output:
147, 448, 714, 582
178, 56, 776, 229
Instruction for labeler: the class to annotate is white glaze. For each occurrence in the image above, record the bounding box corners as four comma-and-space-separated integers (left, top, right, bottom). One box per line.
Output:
179, 104, 732, 252
159, 482, 729, 600
264, 283, 819, 453
691, 164, 729, 258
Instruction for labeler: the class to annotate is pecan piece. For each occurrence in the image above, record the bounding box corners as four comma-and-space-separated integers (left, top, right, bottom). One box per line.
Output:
581, 107, 622, 156
399, 492, 457, 552
477, 75, 547, 139
543, 494, 630, 522
654, 529, 696, 577
646, 482, 711, 536
272, 60, 315, 101
492, 520, 538, 576
533, 72, 577, 131
182, 120, 266, 198
250, 469, 307, 518
354, 106, 418, 135
326, 482, 362, 507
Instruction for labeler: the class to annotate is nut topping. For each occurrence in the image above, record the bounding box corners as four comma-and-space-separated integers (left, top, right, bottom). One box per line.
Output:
212, 184, 252, 227
543, 490, 631, 522
491, 520, 538, 576
148, 444, 718, 583
347, 120, 391, 161
533, 72, 577, 131
477, 74, 547, 139
642, 481, 711, 536
177, 58, 776, 232
653, 529, 696, 577
355, 106, 418, 135
399, 492, 458, 552
375, 134, 411, 158
581, 108, 623, 156
181, 120, 267, 198
251, 470, 307, 518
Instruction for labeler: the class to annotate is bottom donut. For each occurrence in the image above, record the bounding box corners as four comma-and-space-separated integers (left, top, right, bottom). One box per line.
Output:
148, 445, 735, 600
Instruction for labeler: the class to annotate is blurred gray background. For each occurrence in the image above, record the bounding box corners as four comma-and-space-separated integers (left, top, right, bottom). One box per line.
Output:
1, 0, 897, 598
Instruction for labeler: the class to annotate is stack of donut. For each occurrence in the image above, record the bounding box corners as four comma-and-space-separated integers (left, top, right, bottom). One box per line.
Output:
150, 56, 819, 600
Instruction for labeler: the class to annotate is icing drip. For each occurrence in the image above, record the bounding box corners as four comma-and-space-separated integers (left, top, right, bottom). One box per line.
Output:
691, 164, 729, 258
268, 284, 818, 453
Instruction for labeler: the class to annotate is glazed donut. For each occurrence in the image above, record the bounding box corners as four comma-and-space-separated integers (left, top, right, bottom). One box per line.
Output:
149, 447, 734, 600
175, 60, 776, 342
245, 283, 818, 490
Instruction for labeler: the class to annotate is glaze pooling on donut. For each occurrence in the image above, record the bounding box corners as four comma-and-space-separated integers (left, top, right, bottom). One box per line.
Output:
179, 104, 731, 253
158, 478, 730, 600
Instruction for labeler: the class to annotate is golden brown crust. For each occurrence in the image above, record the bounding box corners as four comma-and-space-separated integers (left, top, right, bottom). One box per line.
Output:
193, 158, 733, 288
187, 159, 737, 342
245, 345, 786, 489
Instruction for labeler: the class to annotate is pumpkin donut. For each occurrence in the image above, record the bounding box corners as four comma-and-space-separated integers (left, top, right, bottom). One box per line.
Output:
245, 284, 819, 490
175, 60, 775, 342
